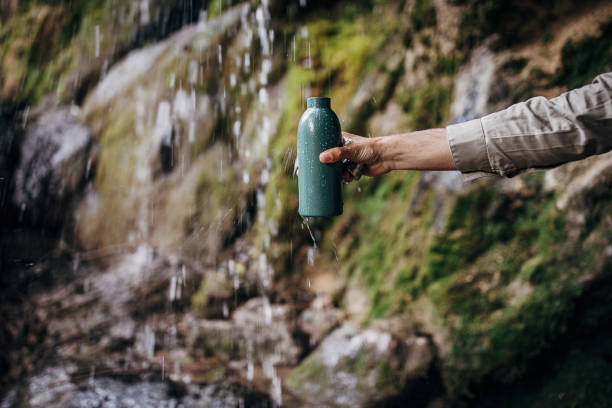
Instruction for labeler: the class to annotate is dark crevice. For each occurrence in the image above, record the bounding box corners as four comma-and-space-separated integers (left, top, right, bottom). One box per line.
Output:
222, 188, 258, 248
375, 360, 446, 408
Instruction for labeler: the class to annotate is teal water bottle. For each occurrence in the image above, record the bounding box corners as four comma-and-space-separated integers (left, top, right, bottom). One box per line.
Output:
298, 97, 343, 217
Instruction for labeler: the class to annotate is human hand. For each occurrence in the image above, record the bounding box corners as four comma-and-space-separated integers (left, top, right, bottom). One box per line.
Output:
319, 129, 456, 181
319, 132, 392, 182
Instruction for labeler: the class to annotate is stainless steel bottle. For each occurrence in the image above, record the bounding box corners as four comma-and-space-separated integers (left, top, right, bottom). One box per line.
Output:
297, 97, 343, 217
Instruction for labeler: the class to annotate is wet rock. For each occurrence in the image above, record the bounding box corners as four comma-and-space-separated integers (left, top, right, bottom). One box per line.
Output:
108, 318, 137, 350
12, 106, 94, 228
543, 151, 612, 195
191, 262, 259, 318
298, 296, 345, 347
189, 297, 302, 365
342, 53, 404, 133
342, 280, 371, 322
556, 152, 612, 212
181, 382, 274, 408
368, 101, 410, 136
188, 319, 239, 358
286, 322, 433, 408
233, 297, 302, 363
34, 246, 200, 362
16, 366, 77, 408
0, 366, 273, 408
449, 45, 497, 123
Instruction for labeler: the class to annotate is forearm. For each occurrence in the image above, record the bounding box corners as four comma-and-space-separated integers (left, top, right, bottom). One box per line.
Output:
379, 128, 456, 171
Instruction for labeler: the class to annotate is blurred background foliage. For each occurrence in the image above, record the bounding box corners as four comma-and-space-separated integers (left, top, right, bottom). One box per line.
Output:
1, 0, 612, 407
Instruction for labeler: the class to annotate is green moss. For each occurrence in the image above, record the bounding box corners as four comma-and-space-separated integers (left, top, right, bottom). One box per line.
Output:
2, 0, 212, 105
0, 0, 109, 104
79, 104, 139, 246
454, 0, 579, 51
207, 0, 242, 19
501, 57, 528, 75
411, 0, 437, 32
305, 8, 390, 110
434, 55, 459, 76
191, 276, 209, 312
420, 172, 612, 394
553, 18, 612, 89
193, 329, 240, 358
286, 356, 329, 393
541, 31, 553, 45
424, 188, 505, 285
518, 255, 545, 284
325, 171, 428, 321
204, 367, 226, 381
397, 80, 453, 130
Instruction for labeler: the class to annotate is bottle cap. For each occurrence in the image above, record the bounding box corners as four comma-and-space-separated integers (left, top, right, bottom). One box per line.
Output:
307, 97, 330, 109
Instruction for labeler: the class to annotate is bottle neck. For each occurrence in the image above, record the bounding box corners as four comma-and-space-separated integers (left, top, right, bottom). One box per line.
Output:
307, 97, 330, 109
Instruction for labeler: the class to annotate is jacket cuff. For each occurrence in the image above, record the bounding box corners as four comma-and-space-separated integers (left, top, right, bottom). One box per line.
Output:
446, 118, 494, 175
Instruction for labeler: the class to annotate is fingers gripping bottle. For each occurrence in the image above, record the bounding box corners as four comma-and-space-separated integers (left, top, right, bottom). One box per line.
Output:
298, 97, 343, 217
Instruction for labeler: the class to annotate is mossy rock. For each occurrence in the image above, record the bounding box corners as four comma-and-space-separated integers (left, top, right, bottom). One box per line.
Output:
286, 322, 433, 407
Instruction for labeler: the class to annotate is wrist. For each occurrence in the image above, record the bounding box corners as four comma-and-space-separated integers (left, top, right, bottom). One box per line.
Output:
377, 128, 453, 171
376, 134, 411, 171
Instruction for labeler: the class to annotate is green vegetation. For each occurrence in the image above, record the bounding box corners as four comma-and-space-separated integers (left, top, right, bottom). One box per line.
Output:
554, 19, 612, 89
411, 0, 437, 32
434, 55, 459, 76
0, 0, 109, 104
404, 80, 453, 130
0, 0, 213, 105
454, 0, 584, 51
501, 57, 528, 75
207, 0, 242, 19
5, 0, 612, 404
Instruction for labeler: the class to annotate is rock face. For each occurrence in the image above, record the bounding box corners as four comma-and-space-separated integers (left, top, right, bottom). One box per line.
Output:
189, 297, 302, 365
286, 322, 433, 408
23, 245, 204, 367
0, 365, 273, 408
12, 107, 94, 228
298, 296, 345, 347
3, 0, 612, 406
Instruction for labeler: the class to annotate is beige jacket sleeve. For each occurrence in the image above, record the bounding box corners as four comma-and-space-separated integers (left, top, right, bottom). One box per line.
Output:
446, 72, 612, 178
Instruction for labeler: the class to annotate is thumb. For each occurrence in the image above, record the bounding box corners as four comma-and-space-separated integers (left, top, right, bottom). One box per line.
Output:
320, 141, 375, 164
319, 147, 344, 163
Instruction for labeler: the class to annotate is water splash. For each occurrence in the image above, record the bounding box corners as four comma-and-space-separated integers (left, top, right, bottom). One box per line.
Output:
95, 25, 100, 58
307, 246, 316, 266
332, 240, 339, 263
300, 215, 318, 249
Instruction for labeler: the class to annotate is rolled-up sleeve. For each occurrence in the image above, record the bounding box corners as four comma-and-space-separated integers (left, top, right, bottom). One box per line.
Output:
446, 72, 612, 178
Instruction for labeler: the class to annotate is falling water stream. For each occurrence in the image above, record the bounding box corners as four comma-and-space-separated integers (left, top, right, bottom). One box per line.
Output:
1, 1, 291, 406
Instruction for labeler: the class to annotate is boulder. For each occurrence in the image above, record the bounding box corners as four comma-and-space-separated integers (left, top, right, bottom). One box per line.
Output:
191, 261, 259, 319
12, 106, 94, 228
286, 322, 433, 408
233, 297, 302, 364
189, 297, 302, 365
298, 296, 345, 347
0, 366, 274, 408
